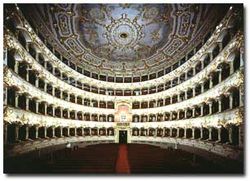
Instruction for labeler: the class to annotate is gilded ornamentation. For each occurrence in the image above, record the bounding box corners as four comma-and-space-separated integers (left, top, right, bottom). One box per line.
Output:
22, 4, 229, 75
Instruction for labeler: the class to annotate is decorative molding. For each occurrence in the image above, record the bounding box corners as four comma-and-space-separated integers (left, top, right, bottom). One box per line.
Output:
131, 108, 243, 129
4, 106, 116, 128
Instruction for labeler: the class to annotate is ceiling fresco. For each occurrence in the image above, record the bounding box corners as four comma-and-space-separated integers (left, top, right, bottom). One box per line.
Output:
22, 4, 228, 76
76, 4, 172, 62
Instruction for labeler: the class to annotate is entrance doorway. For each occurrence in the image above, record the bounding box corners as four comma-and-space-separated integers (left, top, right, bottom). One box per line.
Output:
119, 130, 127, 144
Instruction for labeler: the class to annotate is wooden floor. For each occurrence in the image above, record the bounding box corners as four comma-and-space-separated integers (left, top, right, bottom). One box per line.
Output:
4, 143, 243, 174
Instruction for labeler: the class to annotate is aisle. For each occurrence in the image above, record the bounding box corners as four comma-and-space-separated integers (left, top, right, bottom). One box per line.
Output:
115, 144, 130, 174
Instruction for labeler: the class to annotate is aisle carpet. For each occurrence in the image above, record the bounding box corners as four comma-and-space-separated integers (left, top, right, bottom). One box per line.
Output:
115, 144, 130, 173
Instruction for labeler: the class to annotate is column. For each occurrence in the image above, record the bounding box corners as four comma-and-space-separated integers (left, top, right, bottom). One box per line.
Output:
177, 94, 180, 102
184, 109, 187, 119
44, 82, 47, 92
192, 128, 195, 139
200, 104, 204, 116
4, 124, 8, 144
73, 111, 77, 120
193, 67, 196, 76
89, 128, 92, 136
15, 93, 19, 108
177, 111, 180, 120
209, 75, 213, 88
14, 61, 19, 74
184, 128, 187, 138
60, 127, 63, 137
67, 127, 70, 137
185, 71, 188, 80
176, 128, 180, 138
170, 128, 173, 137
44, 61, 47, 69
35, 77, 39, 87
239, 85, 244, 107
14, 124, 19, 142
200, 127, 203, 140
25, 97, 29, 111
218, 42, 223, 52
240, 47, 244, 67
25, 125, 29, 140
201, 82, 204, 93
60, 91, 63, 99
75, 127, 77, 136
209, 52, 212, 61
229, 93, 233, 109
192, 87, 196, 97
209, 102, 213, 115
67, 109, 70, 119
35, 126, 39, 139
208, 127, 212, 140
170, 112, 173, 120
67, 93, 70, 101
201, 60, 204, 69
44, 103, 47, 115
60, 107, 63, 118
184, 90, 187, 100
192, 107, 196, 117
218, 97, 222, 112
218, 69, 222, 83
44, 127, 48, 138
35, 101, 39, 113
26, 69, 29, 82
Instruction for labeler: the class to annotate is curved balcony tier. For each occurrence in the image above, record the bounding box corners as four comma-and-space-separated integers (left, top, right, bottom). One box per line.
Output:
131, 69, 243, 115
5, 32, 243, 102
4, 5, 241, 89
131, 107, 243, 129
4, 106, 116, 128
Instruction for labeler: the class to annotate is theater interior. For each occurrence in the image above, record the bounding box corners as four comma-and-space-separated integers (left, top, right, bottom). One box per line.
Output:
3, 3, 244, 174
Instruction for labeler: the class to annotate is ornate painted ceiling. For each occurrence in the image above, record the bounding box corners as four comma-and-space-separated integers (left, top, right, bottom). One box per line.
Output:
21, 4, 228, 76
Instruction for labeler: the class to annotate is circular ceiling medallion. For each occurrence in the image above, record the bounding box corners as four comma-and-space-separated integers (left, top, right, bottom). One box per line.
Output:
105, 13, 144, 48
76, 4, 172, 62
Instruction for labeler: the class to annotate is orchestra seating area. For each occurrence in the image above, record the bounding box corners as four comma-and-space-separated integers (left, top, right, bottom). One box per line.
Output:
4, 143, 243, 174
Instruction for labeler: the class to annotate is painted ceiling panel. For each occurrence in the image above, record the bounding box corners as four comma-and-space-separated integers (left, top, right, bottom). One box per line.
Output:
21, 4, 228, 76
